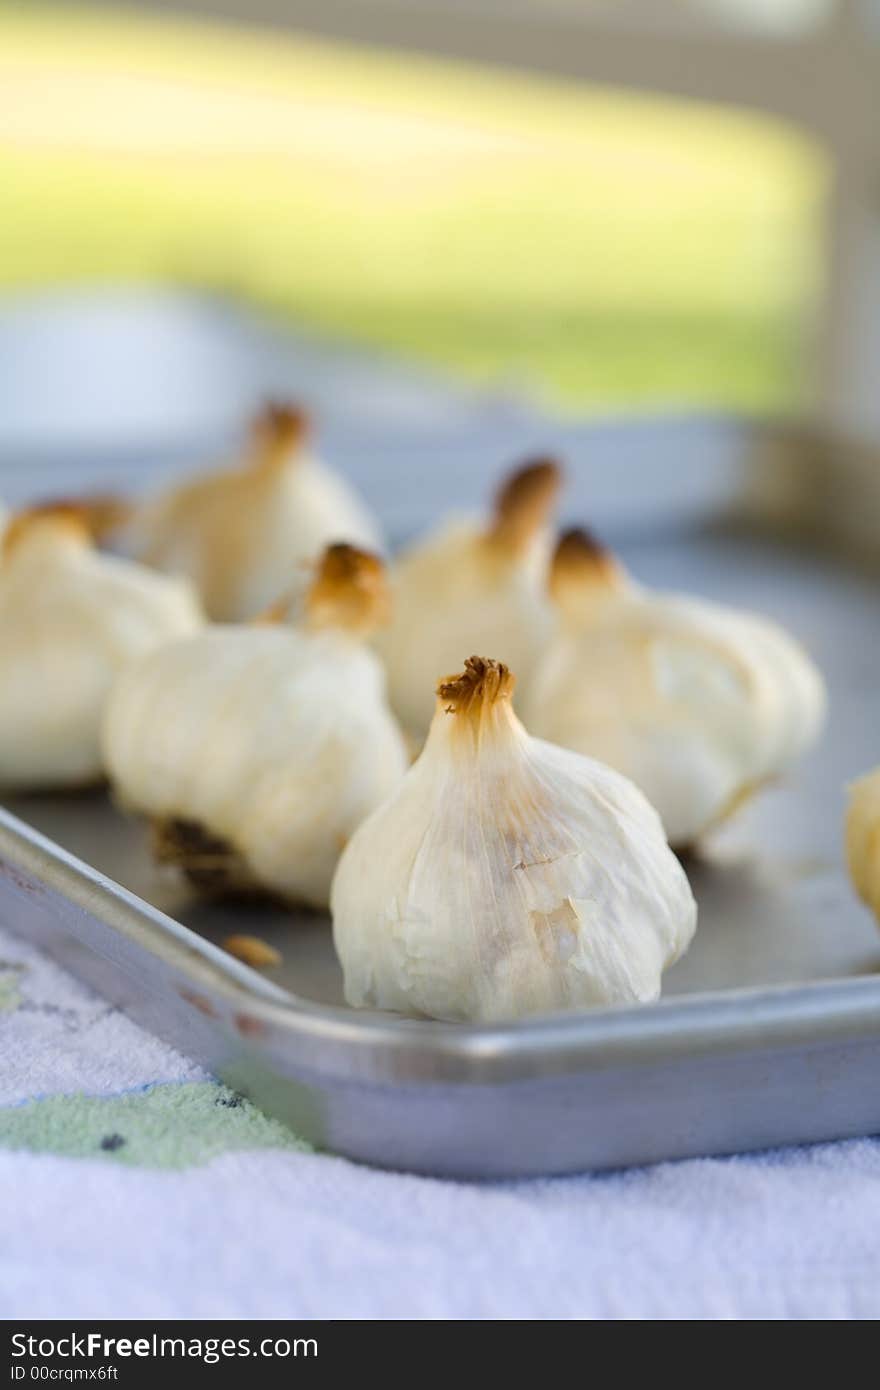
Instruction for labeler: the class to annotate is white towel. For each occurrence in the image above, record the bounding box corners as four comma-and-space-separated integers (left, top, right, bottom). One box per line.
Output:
2, 923, 880, 1320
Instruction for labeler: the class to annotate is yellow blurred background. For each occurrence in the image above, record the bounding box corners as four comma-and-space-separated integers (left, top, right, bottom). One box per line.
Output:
0, 2, 824, 412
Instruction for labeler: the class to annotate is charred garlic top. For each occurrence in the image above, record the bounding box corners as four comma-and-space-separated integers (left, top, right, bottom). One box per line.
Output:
375, 458, 561, 741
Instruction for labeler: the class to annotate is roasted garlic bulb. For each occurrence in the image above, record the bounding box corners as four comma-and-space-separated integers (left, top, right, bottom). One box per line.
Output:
128, 404, 381, 621
523, 530, 826, 846
332, 656, 696, 1022
375, 458, 561, 740
846, 769, 880, 922
103, 545, 408, 909
0, 505, 202, 790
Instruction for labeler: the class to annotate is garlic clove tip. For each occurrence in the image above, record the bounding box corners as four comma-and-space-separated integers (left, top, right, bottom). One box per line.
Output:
250, 401, 311, 469
437, 655, 515, 716
306, 542, 391, 636
488, 456, 563, 553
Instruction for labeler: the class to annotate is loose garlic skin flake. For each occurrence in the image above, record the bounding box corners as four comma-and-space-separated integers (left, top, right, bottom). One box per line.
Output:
0, 507, 202, 791
524, 531, 826, 847
103, 546, 408, 909
847, 770, 880, 923
375, 459, 561, 740
129, 404, 381, 621
332, 657, 696, 1023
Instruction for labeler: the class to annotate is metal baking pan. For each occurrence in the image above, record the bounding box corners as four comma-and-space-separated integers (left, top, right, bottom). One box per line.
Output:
3, 477, 880, 1177
2, 293, 879, 1176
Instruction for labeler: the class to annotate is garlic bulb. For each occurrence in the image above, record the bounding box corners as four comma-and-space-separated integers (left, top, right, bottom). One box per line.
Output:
0, 505, 202, 790
846, 769, 880, 923
128, 404, 382, 621
103, 544, 408, 908
376, 458, 561, 740
523, 529, 827, 846
332, 656, 696, 1022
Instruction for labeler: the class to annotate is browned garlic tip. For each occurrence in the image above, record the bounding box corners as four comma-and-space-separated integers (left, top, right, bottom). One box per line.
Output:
437, 655, 516, 717
2, 501, 94, 559
305, 543, 390, 635
249, 401, 311, 471
487, 457, 562, 554
3, 495, 135, 560
550, 527, 627, 600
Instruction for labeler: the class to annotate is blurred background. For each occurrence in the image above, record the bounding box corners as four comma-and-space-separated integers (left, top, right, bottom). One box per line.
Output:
0, 1, 876, 530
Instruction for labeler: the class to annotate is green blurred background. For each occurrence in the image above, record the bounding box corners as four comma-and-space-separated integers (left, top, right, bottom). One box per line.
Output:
0, 2, 825, 413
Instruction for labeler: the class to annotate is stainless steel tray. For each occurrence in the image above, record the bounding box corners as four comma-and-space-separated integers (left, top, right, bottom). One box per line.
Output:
2, 512, 879, 1177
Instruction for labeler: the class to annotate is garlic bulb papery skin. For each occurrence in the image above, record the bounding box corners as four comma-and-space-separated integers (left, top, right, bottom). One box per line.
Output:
103, 545, 408, 909
128, 404, 382, 621
0, 506, 203, 790
846, 769, 880, 923
523, 530, 827, 847
375, 458, 561, 741
332, 656, 696, 1023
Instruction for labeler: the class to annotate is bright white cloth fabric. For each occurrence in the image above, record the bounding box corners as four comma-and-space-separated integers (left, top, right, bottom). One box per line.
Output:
2, 923, 880, 1321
